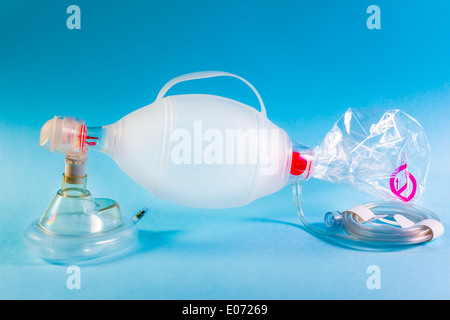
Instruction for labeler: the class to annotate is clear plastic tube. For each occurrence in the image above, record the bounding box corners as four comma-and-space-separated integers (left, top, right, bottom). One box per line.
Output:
292, 182, 439, 249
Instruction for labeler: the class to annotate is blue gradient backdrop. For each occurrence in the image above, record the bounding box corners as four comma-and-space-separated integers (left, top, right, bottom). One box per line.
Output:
0, 1, 449, 299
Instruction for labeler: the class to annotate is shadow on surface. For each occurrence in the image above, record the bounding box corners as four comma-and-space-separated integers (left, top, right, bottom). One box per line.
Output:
247, 217, 426, 252
134, 229, 183, 254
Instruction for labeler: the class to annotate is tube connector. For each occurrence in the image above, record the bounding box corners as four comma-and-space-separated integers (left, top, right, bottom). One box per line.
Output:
324, 211, 343, 228
289, 142, 314, 181
63, 155, 87, 184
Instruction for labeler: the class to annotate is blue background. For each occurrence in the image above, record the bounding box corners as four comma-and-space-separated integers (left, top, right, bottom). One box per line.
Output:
0, 0, 449, 299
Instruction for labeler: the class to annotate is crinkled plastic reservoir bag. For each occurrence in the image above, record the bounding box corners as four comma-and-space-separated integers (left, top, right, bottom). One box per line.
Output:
312, 109, 430, 202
